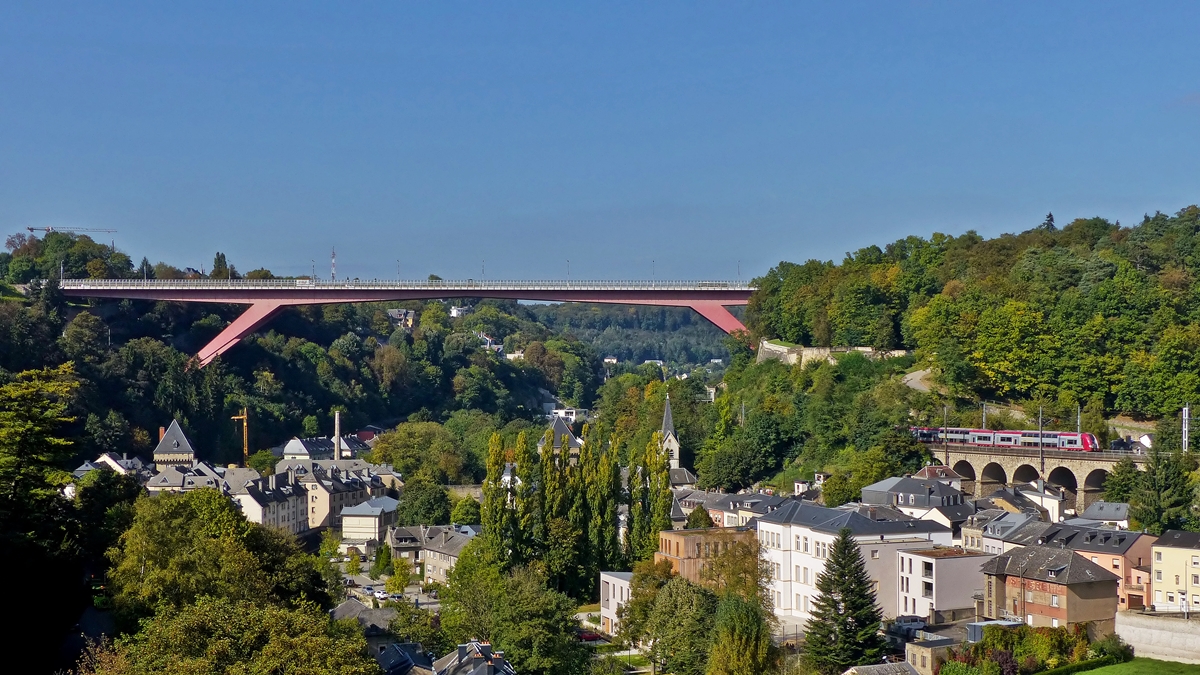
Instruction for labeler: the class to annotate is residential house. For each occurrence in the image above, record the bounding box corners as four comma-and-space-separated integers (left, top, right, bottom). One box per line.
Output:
280, 435, 372, 461
420, 524, 479, 586
376, 643, 434, 675
599, 571, 633, 636
710, 492, 791, 528
675, 489, 726, 521
386, 308, 416, 330
331, 598, 398, 656
550, 408, 587, 424
537, 416, 583, 461
1079, 501, 1130, 530
432, 641, 515, 675
278, 458, 402, 496
983, 487, 1049, 521
280, 461, 374, 529
449, 305, 471, 318
385, 525, 426, 565
920, 502, 978, 542
897, 547, 995, 624
912, 465, 963, 491
73, 452, 152, 482
152, 420, 195, 468
905, 638, 958, 675
1016, 480, 1070, 521
230, 471, 309, 535
145, 461, 260, 495
961, 509, 1007, 553
979, 546, 1120, 637
757, 500, 952, 625
977, 511, 1047, 554
653, 527, 756, 583
1150, 529, 1200, 612
860, 476, 967, 519
1025, 525, 1156, 610
341, 496, 399, 552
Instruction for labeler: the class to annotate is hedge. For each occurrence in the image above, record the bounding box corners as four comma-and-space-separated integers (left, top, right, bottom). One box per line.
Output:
1037, 656, 1119, 675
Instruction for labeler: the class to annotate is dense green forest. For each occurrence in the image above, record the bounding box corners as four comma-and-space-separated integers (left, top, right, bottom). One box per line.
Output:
747, 208, 1200, 419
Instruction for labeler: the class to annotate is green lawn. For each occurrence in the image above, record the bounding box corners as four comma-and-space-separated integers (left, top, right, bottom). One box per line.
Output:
1089, 658, 1200, 675
577, 602, 600, 613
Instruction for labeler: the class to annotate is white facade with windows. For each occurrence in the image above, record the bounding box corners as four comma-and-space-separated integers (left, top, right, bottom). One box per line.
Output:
757, 501, 952, 626
896, 548, 995, 621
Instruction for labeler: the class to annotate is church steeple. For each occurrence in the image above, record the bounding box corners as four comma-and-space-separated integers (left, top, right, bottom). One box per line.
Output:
661, 393, 680, 469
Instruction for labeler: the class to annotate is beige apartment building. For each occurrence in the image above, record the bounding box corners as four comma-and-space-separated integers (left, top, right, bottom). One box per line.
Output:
1150, 529, 1200, 612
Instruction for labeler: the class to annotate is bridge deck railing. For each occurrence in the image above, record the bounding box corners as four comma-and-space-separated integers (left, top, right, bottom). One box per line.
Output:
56, 278, 756, 292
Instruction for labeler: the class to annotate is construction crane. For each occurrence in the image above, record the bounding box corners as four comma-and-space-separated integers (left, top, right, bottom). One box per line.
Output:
26, 226, 118, 234
231, 408, 250, 467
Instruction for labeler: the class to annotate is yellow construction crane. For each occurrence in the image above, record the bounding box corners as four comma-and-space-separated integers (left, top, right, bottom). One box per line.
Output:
231, 408, 249, 467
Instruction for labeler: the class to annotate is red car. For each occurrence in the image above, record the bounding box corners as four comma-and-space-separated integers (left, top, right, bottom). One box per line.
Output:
577, 631, 602, 642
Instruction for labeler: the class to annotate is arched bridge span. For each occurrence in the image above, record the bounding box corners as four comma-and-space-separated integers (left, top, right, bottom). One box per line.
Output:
59, 278, 754, 366
940, 444, 1145, 513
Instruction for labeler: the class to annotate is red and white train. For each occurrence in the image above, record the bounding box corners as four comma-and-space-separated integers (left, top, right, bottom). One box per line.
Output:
911, 427, 1101, 451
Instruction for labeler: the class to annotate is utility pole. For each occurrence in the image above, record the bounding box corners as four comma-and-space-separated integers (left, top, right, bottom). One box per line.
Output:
1038, 406, 1045, 475
1076, 403, 1081, 434
331, 247, 336, 281
231, 408, 249, 467
1184, 403, 1191, 454
981, 401, 987, 430
943, 404, 949, 465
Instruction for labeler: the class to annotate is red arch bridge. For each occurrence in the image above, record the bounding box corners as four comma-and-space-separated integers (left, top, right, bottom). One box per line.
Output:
59, 278, 754, 367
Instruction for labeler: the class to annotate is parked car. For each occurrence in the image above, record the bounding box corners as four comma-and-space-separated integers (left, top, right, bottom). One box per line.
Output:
577, 631, 602, 642
374, 590, 388, 600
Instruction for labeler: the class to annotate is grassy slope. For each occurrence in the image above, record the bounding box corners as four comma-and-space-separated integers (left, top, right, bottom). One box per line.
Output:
1089, 658, 1200, 674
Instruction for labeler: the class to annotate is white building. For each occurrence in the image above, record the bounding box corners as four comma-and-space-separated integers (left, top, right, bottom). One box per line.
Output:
341, 496, 399, 548
230, 471, 309, 536
599, 571, 633, 636
897, 547, 995, 622
756, 501, 953, 629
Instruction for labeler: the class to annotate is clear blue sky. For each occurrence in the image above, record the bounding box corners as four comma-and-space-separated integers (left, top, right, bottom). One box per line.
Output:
2, 2, 1199, 281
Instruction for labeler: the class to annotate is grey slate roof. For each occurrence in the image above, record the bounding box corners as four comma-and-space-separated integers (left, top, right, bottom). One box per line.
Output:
433, 641, 515, 675
661, 393, 677, 439
331, 598, 396, 637
420, 524, 479, 558
342, 496, 400, 517
1156, 529, 1200, 550
669, 467, 698, 486
759, 500, 950, 537
153, 419, 195, 458
376, 643, 434, 675
980, 545, 1120, 585
538, 416, 582, 450
1081, 501, 1130, 521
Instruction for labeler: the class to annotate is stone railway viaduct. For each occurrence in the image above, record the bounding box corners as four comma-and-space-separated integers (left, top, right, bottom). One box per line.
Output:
933, 444, 1146, 513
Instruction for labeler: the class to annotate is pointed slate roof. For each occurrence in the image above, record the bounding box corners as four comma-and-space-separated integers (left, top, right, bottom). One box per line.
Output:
662, 393, 675, 437
538, 416, 583, 450
153, 420, 195, 458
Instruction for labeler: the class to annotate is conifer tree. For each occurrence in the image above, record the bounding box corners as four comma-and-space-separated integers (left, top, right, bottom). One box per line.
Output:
1131, 444, 1192, 535
802, 528, 886, 675
1103, 456, 1142, 503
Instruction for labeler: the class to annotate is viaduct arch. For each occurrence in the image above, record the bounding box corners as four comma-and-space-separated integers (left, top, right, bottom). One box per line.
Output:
937, 446, 1146, 514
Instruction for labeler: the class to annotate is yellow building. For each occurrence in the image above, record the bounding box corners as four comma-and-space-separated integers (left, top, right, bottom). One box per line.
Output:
1150, 530, 1200, 612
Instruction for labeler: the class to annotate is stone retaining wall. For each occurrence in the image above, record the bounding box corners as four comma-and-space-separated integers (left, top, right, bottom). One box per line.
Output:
1115, 611, 1200, 664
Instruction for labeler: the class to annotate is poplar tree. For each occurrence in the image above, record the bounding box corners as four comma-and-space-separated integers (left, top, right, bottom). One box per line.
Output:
802, 528, 886, 675
705, 595, 775, 675
512, 430, 540, 564
481, 432, 507, 551
588, 435, 622, 572
626, 439, 648, 562
647, 432, 674, 542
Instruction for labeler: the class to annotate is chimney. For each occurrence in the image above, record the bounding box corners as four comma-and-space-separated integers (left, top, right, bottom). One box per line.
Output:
458, 645, 467, 663
159, 426, 166, 441
334, 411, 343, 458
